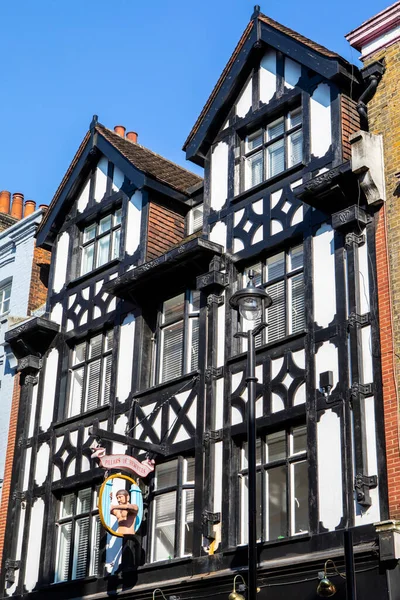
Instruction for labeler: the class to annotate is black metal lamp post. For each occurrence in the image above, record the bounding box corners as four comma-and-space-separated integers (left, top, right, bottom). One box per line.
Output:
230, 270, 273, 600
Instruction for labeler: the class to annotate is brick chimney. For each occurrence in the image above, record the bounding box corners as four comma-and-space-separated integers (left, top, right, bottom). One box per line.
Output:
114, 125, 126, 138
24, 200, 36, 217
0, 191, 11, 214
126, 131, 138, 143
11, 193, 24, 219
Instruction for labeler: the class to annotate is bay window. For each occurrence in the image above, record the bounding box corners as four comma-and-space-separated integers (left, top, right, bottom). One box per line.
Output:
80, 208, 122, 276
238, 425, 308, 543
150, 457, 195, 561
54, 487, 100, 582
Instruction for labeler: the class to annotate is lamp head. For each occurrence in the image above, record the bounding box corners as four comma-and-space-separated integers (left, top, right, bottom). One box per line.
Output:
317, 576, 337, 597
229, 269, 272, 322
228, 592, 246, 600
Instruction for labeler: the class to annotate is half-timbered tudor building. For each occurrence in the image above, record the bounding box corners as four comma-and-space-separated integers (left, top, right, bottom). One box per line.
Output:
2, 6, 399, 600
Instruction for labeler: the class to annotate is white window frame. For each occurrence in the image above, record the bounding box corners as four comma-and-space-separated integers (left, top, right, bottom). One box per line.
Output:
0, 281, 11, 315
80, 208, 122, 276
67, 330, 113, 417
150, 457, 195, 562
54, 487, 100, 583
238, 425, 308, 544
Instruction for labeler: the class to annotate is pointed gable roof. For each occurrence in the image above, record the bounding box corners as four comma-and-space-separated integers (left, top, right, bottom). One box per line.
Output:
183, 10, 358, 165
36, 120, 202, 249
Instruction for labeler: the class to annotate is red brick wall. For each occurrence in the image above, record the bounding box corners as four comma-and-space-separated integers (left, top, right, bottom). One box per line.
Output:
28, 243, 51, 314
0, 374, 20, 566
341, 95, 360, 162
146, 201, 185, 261
375, 204, 400, 519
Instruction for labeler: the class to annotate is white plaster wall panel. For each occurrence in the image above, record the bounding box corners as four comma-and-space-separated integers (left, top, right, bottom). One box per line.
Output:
355, 396, 380, 525
23, 447, 32, 491
210, 221, 227, 252
260, 49, 277, 104
292, 349, 305, 369
81, 455, 91, 472
50, 302, 63, 325
5, 508, 25, 595
40, 348, 58, 431
116, 313, 135, 401
210, 142, 229, 211
291, 205, 304, 226
233, 237, 245, 252
126, 190, 142, 256
217, 298, 225, 367
358, 238, 370, 315
112, 442, 126, 455
361, 325, 373, 384
236, 77, 252, 118
213, 441, 223, 513
317, 409, 343, 530
77, 178, 90, 213
315, 341, 339, 391
35, 443, 49, 486
24, 498, 44, 592
94, 156, 108, 202
284, 57, 302, 89
106, 296, 116, 313
66, 458, 76, 477
271, 220, 283, 235
310, 83, 332, 158
53, 231, 70, 293
215, 378, 224, 430
293, 383, 306, 405
114, 414, 128, 435
28, 379, 39, 438
112, 165, 124, 192
272, 394, 285, 413
313, 224, 336, 328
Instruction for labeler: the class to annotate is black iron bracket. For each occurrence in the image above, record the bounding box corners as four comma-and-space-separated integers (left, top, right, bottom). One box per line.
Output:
345, 232, 365, 247
89, 421, 169, 456
348, 312, 370, 328
207, 294, 225, 308
203, 430, 223, 446
5, 559, 20, 584
205, 367, 224, 382
350, 382, 374, 402
202, 510, 221, 540
355, 473, 378, 507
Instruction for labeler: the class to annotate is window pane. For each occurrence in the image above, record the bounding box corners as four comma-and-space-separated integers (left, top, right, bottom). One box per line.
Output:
163, 294, 185, 324
289, 245, 303, 271
246, 130, 263, 151
161, 320, 184, 382
240, 471, 262, 542
267, 466, 287, 540
112, 228, 121, 260
153, 492, 176, 561
81, 244, 94, 275
89, 515, 101, 576
105, 330, 114, 351
89, 335, 102, 359
290, 273, 305, 334
185, 458, 195, 483
85, 359, 101, 411
183, 489, 194, 555
77, 489, 91, 514
83, 224, 96, 243
266, 280, 285, 343
156, 461, 178, 489
190, 291, 200, 313
267, 139, 285, 178
96, 233, 111, 267
288, 108, 302, 129
242, 438, 262, 469
72, 516, 90, 579
69, 367, 84, 416
266, 431, 286, 462
191, 205, 203, 233
102, 354, 112, 404
189, 317, 199, 372
114, 209, 122, 226
288, 129, 303, 167
266, 253, 285, 281
73, 342, 86, 365
245, 263, 262, 287
99, 215, 112, 234
55, 522, 72, 582
292, 425, 307, 454
61, 494, 75, 518
246, 151, 263, 188
267, 118, 284, 140
293, 461, 308, 534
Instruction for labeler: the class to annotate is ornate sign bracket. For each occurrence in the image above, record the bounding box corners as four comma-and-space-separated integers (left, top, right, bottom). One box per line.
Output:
89, 420, 169, 457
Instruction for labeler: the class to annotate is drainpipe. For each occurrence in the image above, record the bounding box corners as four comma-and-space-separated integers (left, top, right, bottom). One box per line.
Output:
356, 60, 385, 131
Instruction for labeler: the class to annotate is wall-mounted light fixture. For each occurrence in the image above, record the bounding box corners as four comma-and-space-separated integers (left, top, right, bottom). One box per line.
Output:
319, 371, 334, 399
152, 588, 180, 600
228, 575, 247, 600
317, 559, 346, 597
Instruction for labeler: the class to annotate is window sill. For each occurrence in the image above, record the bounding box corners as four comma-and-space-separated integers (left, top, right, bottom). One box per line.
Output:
228, 329, 307, 365
67, 258, 120, 289
53, 403, 109, 429
135, 370, 200, 399
136, 555, 192, 572
231, 162, 304, 206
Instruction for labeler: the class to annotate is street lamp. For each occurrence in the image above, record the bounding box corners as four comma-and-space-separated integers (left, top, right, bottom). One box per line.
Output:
230, 270, 273, 600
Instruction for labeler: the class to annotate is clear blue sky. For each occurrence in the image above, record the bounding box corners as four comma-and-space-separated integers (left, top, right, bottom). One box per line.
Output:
0, 0, 391, 206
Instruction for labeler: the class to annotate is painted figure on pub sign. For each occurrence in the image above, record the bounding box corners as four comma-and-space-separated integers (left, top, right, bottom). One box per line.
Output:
110, 489, 139, 535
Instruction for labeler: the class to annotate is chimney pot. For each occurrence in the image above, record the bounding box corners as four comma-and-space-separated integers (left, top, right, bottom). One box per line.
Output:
126, 131, 138, 143
39, 204, 48, 212
114, 125, 126, 138
24, 200, 36, 218
0, 190, 11, 214
11, 193, 24, 220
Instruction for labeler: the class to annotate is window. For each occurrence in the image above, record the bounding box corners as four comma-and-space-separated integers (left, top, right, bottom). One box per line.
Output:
151, 457, 195, 561
187, 204, 204, 235
241, 245, 305, 345
156, 291, 200, 384
80, 208, 122, 276
67, 331, 113, 416
0, 282, 11, 315
54, 487, 100, 582
238, 425, 308, 543
240, 108, 302, 191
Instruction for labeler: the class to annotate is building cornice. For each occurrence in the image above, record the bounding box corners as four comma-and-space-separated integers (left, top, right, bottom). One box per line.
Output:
346, 1, 400, 58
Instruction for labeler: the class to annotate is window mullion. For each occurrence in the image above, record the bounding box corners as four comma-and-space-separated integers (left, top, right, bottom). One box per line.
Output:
81, 342, 90, 413
175, 457, 184, 557
183, 294, 190, 375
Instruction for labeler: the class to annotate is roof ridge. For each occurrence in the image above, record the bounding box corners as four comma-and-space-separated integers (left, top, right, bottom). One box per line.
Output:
97, 124, 202, 181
